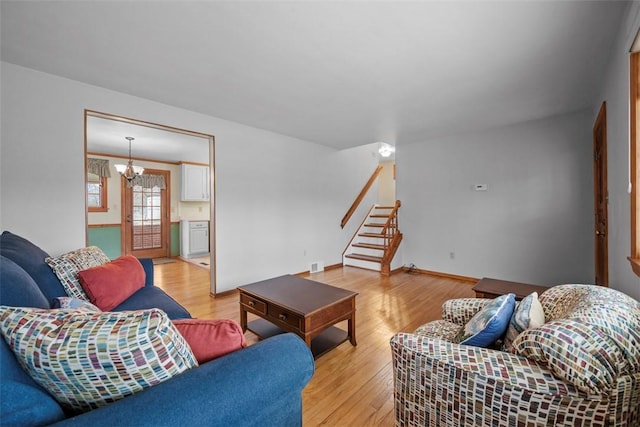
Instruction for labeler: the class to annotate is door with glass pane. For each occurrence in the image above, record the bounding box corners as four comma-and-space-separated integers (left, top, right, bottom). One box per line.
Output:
122, 169, 170, 259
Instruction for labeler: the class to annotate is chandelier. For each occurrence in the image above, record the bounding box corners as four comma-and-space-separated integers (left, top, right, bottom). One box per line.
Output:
114, 137, 144, 182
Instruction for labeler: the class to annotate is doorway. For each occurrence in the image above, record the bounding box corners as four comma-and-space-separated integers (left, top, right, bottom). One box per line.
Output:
593, 102, 608, 286
84, 110, 217, 295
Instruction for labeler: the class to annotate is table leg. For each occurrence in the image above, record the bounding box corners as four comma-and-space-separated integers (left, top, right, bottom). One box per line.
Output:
348, 313, 357, 346
240, 307, 247, 332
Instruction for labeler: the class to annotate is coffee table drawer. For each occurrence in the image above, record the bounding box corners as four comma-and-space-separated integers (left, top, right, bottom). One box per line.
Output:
240, 294, 267, 315
268, 306, 302, 330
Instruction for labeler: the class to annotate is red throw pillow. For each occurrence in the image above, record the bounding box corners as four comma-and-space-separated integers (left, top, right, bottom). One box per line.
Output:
172, 319, 247, 364
78, 255, 145, 311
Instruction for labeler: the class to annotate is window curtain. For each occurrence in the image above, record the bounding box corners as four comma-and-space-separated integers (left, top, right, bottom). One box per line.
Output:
87, 158, 111, 178
131, 174, 166, 189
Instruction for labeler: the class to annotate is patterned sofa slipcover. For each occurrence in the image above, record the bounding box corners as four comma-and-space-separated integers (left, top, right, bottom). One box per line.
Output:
390, 285, 640, 427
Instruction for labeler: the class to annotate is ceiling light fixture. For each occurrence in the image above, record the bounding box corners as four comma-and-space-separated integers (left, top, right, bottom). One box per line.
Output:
378, 142, 396, 158
114, 137, 144, 182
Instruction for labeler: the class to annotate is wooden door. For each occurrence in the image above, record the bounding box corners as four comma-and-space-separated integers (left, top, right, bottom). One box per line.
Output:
121, 169, 170, 258
593, 102, 608, 286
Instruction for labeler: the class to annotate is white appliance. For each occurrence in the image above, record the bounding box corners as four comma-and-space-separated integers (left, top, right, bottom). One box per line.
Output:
180, 220, 210, 258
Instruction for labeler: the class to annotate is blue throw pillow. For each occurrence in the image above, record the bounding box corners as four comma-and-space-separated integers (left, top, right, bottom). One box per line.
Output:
456, 293, 516, 347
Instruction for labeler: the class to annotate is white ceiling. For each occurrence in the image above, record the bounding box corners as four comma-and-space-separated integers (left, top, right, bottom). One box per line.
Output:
86, 114, 210, 163
0, 1, 629, 151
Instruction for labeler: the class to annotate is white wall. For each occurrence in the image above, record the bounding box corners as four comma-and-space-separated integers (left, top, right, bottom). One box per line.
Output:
377, 160, 396, 206
397, 110, 594, 285
6, 55, 624, 298
0, 62, 369, 292
593, 2, 640, 300
323, 143, 382, 251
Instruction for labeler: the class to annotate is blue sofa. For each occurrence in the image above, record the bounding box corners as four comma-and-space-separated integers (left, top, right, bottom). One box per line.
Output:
0, 231, 315, 426
0, 231, 191, 319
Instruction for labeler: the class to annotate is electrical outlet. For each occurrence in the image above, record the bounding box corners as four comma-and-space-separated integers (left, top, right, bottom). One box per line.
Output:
449, 252, 455, 259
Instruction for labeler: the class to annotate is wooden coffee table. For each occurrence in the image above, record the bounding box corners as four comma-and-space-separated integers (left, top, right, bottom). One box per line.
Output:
472, 277, 550, 300
238, 275, 357, 358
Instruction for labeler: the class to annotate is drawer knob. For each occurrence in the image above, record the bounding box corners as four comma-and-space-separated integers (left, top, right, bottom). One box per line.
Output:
278, 313, 287, 321
248, 301, 255, 307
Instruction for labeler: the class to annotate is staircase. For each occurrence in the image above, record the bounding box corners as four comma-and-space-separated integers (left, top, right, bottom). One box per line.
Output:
343, 200, 402, 275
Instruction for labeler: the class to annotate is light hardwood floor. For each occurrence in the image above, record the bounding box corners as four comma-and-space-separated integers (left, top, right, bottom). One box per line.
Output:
154, 260, 476, 426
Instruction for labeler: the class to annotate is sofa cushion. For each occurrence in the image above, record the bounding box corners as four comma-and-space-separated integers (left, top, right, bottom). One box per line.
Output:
173, 318, 246, 363
78, 255, 145, 311
0, 334, 65, 426
540, 284, 640, 373
456, 293, 515, 347
139, 257, 155, 287
513, 318, 625, 394
0, 254, 66, 425
0, 306, 198, 412
503, 292, 545, 353
45, 246, 111, 300
113, 286, 192, 320
414, 320, 462, 342
0, 231, 66, 302
52, 296, 101, 312
0, 255, 50, 309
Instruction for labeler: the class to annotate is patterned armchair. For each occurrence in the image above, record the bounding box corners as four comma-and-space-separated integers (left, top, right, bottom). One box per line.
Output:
390, 285, 640, 426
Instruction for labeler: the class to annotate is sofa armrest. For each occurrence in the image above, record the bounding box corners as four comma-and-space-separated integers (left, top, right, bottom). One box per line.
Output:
54, 333, 315, 426
390, 333, 610, 426
441, 298, 489, 325
138, 258, 154, 287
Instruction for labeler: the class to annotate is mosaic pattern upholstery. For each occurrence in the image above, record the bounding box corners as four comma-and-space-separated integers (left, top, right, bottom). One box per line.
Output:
539, 285, 640, 373
0, 306, 197, 412
391, 284, 640, 426
441, 298, 488, 325
414, 320, 461, 342
45, 246, 111, 300
514, 318, 625, 394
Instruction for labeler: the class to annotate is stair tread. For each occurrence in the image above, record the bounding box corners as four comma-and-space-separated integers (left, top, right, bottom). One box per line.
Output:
374, 206, 394, 209
358, 232, 386, 238
345, 253, 383, 262
364, 223, 385, 227
352, 243, 386, 250
370, 214, 391, 218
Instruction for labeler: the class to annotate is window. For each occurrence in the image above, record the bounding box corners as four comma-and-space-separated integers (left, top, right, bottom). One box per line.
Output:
87, 173, 108, 212
630, 52, 640, 276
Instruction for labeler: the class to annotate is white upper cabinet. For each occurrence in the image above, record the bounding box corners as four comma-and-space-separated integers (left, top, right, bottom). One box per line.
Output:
181, 164, 209, 201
